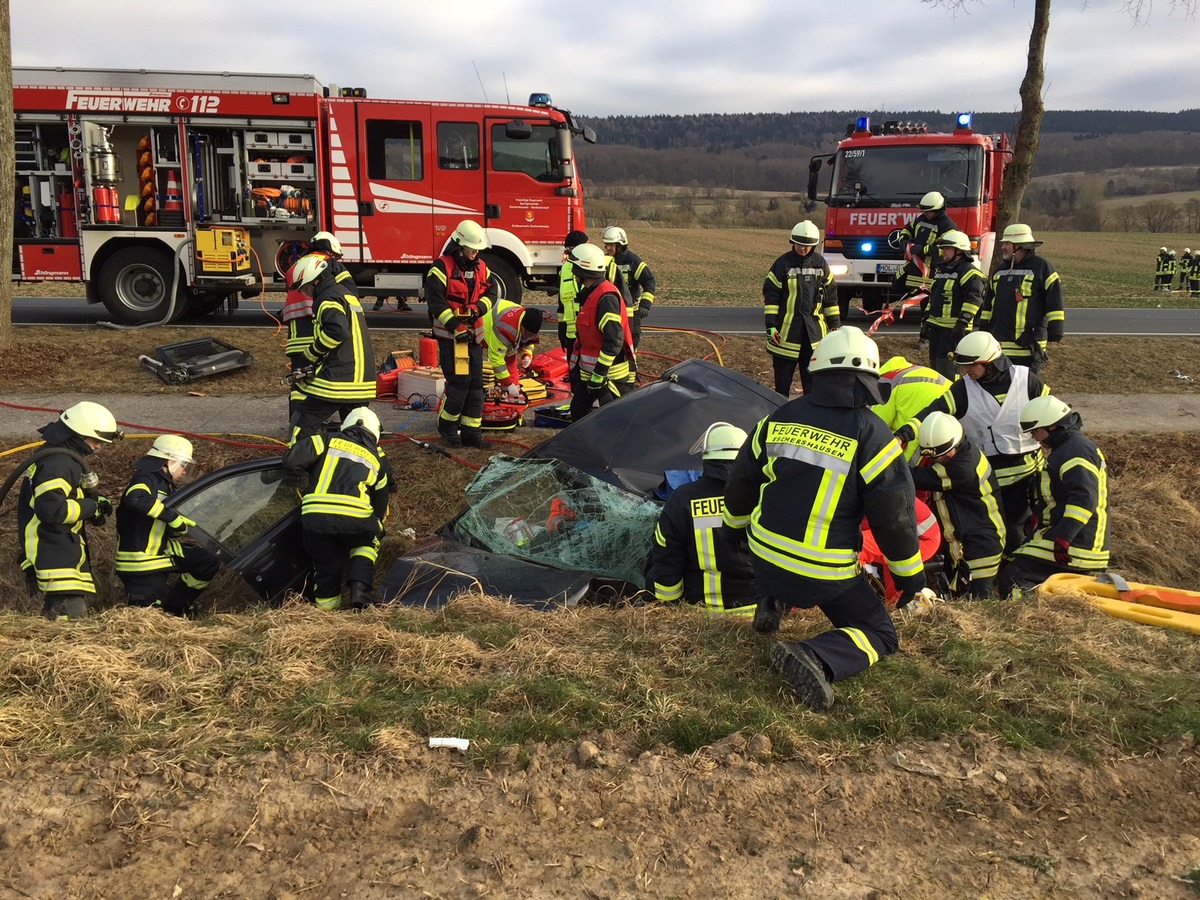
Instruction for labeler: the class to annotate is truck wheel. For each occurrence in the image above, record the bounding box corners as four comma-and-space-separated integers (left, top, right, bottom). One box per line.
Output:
98, 246, 187, 324
480, 252, 522, 304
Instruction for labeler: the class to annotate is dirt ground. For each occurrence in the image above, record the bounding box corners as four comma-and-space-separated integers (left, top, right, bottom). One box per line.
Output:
2, 735, 1197, 899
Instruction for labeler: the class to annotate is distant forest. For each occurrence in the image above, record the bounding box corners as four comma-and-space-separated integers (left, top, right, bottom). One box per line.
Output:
573, 109, 1200, 232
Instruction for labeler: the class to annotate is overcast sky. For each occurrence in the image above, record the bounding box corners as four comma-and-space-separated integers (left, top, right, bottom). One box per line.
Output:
12, 1, 1200, 117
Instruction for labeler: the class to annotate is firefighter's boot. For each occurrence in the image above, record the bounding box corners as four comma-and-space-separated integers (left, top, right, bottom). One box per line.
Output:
771, 642, 834, 711
347, 580, 379, 610
43, 592, 89, 621
438, 420, 462, 447
753, 595, 784, 634
460, 427, 486, 449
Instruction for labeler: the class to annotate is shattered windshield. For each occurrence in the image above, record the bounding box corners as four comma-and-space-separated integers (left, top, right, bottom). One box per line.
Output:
452, 456, 663, 588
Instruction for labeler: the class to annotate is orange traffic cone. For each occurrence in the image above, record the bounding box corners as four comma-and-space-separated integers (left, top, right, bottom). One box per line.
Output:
162, 170, 183, 212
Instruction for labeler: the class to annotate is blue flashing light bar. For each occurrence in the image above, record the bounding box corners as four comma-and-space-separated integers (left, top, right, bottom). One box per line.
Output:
860, 241, 874, 254
856, 116, 870, 132
529, 92, 553, 108
956, 112, 973, 129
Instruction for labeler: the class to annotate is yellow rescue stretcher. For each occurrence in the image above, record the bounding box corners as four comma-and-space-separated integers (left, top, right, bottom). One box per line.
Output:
1040, 572, 1200, 636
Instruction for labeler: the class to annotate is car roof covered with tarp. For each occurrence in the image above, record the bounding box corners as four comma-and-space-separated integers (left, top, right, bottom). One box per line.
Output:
523, 358, 784, 498
381, 359, 783, 609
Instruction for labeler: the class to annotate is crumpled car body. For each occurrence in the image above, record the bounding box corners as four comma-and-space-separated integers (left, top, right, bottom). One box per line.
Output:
168, 359, 783, 608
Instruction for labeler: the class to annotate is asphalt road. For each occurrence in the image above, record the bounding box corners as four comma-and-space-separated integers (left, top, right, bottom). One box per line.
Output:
11, 294, 1200, 336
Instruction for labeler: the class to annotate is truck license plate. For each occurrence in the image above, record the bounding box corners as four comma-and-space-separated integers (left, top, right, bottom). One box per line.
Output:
875, 263, 899, 275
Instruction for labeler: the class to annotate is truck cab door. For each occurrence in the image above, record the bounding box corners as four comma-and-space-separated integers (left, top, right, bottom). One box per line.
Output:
481, 114, 571, 244
334, 99, 436, 264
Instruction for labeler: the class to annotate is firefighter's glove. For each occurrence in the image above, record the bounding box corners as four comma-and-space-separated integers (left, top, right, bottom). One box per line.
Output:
503, 382, 521, 401
767, 327, 781, 346
586, 370, 607, 393
636, 305, 650, 319
949, 321, 969, 349
1053, 537, 1072, 566
453, 327, 472, 345
895, 591, 918, 610
91, 496, 113, 526
166, 513, 196, 537
894, 425, 916, 447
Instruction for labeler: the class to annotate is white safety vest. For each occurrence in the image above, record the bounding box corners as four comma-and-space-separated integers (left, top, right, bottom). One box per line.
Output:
960, 366, 1040, 456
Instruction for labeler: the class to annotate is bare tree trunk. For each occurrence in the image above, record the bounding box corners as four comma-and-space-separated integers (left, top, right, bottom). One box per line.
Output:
0, 0, 12, 348
992, 0, 1050, 272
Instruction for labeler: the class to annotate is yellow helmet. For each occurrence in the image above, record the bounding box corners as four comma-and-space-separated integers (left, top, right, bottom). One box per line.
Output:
952, 331, 1002, 366
60, 401, 121, 443
689, 422, 749, 461
452, 219, 490, 250
918, 191, 945, 211
790, 220, 821, 246
810, 326, 879, 375
918, 411, 963, 458
343, 407, 382, 440
569, 243, 607, 274
1019, 396, 1072, 433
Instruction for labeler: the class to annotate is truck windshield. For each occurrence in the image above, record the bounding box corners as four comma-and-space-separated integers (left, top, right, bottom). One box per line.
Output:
829, 145, 984, 207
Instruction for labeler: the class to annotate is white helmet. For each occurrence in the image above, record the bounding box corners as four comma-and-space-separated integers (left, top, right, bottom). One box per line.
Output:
601, 225, 628, 246
343, 407, 381, 440
570, 243, 607, 274
790, 220, 821, 246
309, 231, 342, 257
918, 411, 963, 459
148, 434, 194, 465
1169, 249, 1177, 257
952, 331, 1003, 366
1019, 396, 1072, 433
918, 191, 945, 211
809, 326, 880, 375
452, 219, 490, 250
287, 254, 329, 290
689, 422, 748, 461
60, 401, 121, 443
936, 230, 973, 254
1186, 248, 1193, 255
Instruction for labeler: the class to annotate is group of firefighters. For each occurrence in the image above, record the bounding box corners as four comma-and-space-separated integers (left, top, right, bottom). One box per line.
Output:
647, 207, 1110, 709
14, 213, 1114, 713
1154, 247, 1200, 295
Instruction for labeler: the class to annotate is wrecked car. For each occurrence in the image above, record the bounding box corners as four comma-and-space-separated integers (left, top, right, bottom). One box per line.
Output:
168, 359, 783, 609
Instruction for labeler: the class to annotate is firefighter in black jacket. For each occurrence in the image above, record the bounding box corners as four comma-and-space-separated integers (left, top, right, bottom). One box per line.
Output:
17, 401, 121, 620
920, 230, 986, 378
568, 243, 636, 422
287, 253, 377, 444
912, 412, 1006, 599
982, 223, 1065, 375
999, 396, 1110, 598
1154, 247, 1172, 291
893, 191, 958, 295
602, 226, 657, 348
723, 327, 925, 710
282, 407, 395, 611
115, 435, 219, 616
762, 220, 840, 397
648, 422, 757, 614
281, 232, 353, 421
896, 331, 1050, 554
427, 219, 498, 447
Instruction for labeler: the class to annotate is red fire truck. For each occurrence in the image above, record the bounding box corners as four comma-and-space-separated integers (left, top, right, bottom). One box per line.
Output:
12, 67, 594, 323
807, 114, 1011, 317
